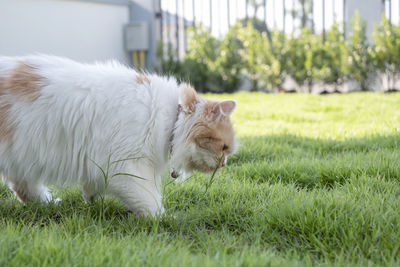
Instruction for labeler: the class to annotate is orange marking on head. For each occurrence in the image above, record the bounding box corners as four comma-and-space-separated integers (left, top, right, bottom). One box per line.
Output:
187, 99, 236, 162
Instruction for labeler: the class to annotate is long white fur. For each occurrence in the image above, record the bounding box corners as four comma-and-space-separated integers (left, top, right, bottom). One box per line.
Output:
0, 55, 208, 217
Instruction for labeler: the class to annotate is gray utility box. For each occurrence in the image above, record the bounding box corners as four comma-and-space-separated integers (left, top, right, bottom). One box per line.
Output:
124, 22, 149, 52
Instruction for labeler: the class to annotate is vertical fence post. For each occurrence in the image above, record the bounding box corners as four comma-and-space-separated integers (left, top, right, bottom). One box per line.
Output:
300, 0, 305, 28
264, 0, 267, 26
192, 0, 195, 26
245, 0, 249, 22
292, 0, 295, 33
311, 0, 315, 32
175, 0, 179, 58
322, 0, 326, 42
159, 0, 163, 45
166, 1, 170, 45
283, 0, 286, 33
236, 0, 239, 23
182, 0, 186, 52
227, 0, 230, 27
343, 0, 346, 38
209, 0, 212, 32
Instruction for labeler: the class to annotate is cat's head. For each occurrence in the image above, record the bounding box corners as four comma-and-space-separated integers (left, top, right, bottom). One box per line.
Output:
170, 85, 237, 180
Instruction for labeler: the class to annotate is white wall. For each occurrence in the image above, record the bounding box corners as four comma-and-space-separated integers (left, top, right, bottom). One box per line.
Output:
0, 0, 130, 64
345, 0, 385, 40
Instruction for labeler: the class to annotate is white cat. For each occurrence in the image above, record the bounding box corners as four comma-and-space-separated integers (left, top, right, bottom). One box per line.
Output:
0, 55, 237, 217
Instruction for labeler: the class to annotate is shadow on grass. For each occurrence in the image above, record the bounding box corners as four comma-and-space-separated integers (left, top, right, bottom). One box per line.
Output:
0, 133, 399, 236
0, 189, 131, 226
1, 132, 400, 264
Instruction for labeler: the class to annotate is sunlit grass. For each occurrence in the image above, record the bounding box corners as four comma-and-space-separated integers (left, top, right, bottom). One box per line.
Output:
1, 92, 400, 266
207, 92, 400, 138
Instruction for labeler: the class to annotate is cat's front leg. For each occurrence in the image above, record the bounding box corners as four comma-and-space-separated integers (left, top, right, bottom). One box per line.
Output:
107, 163, 164, 217
6, 179, 58, 204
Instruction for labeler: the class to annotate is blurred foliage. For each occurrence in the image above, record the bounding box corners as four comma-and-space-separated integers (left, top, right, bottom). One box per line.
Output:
347, 11, 372, 91
370, 15, 400, 90
156, 15, 400, 93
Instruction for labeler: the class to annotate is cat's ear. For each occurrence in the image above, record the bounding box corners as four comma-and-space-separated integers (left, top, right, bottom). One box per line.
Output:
213, 100, 237, 117
180, 85, 199, 114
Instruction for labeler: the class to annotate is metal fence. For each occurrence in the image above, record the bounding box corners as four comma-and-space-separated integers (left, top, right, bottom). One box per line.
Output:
159, 0, 399, 59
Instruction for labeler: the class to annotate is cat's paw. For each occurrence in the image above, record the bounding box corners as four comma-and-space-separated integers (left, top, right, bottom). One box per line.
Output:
52, 197, 62, 204
39, 189, 60, 204
134, 206, 165, 218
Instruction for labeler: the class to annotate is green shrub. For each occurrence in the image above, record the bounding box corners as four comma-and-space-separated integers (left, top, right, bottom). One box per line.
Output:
155, 42, 184, 79
347, 11, 372, 90
184, 26, 220, 92
156, 14, 400, 93
236, 23, 285, 91
211, 24, 243, 93
370, 15, 400, 90
236, 23, 267, 91
285, 27, 315, 91
320, 22, 348, 85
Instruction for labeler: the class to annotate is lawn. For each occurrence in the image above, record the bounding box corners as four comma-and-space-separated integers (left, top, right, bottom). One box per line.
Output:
1, 92, 400, 266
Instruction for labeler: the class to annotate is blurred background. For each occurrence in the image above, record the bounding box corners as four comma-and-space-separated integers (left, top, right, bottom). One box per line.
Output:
0, 0, 399, 93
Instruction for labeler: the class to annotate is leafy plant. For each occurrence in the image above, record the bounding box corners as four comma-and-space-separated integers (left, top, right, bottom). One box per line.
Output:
211, 24, 243, 93
155, 14, 395, 93
236, 23, 285, 91
285, 27, 316, 91
320, 22, 348, 86
155, 42, 184, 79
347, 11, 372, 90
370, 15, 400, 90
184, 25, 220, 92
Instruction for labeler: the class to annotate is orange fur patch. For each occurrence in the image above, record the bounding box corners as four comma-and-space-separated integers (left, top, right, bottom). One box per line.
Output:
2, 63, 42, 101
136, 74, 150, 85
0, 62, 43, 140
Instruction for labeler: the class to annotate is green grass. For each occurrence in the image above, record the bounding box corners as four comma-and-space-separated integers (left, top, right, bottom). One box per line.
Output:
1, 92, 400, 266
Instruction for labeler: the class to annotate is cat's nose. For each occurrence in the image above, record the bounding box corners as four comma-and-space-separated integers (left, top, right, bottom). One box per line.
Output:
171, 170, 180, 178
